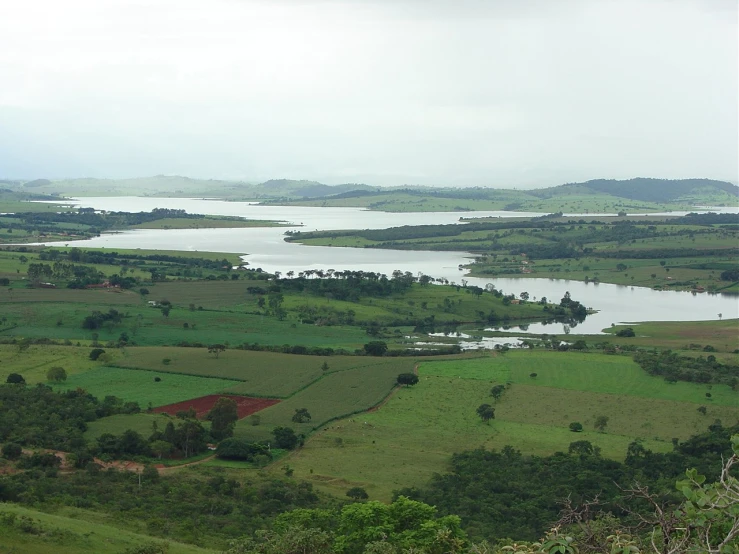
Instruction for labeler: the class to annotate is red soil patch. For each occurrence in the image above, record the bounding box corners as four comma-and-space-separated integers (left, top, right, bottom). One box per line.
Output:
152, 394, 279, 419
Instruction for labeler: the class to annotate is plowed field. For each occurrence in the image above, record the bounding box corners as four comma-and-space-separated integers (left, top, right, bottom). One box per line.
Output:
153, 395, 279, 419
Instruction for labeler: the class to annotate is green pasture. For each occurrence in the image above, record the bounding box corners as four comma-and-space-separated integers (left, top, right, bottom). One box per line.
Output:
0, 503, 215, 554
116, 347, 374, 397
420, 351, 738, 405
280, 351, 738, 499
51, 367, 238, 408
602, 319, 739, 353
0, 344, 100, 384
0, 298, 369, 349
234, 359, 415, 441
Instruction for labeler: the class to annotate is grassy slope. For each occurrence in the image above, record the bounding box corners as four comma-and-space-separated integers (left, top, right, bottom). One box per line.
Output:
280, 351, 739, 500
0, 503, 215, 554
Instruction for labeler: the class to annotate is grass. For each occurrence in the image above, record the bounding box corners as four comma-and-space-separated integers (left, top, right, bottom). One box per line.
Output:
0, 345, 100, 384
0, 503, 215, 554
233, 359, 416, 441
0, 298, 369, 349
278, 351, 739, 500
602, 320, 739, 353
51, 367, 238, 408
420, 351, 739, 405
115, 348, 376, 397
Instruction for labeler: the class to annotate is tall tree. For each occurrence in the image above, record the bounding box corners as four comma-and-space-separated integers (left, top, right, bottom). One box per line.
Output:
207, 397, 239, 440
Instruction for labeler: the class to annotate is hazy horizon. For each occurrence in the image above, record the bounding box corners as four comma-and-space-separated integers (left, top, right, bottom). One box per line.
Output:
1, 0, 736, 187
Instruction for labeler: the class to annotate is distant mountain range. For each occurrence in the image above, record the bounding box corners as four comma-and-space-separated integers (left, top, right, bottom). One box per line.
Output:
3, 175, 737, 206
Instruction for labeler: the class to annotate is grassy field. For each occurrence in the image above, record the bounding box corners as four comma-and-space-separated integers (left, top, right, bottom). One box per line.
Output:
0, 503, 215, 554
421, 351, 738, 405
233, 358, 416, 441
116, 347, 398, 397
601, 320, 739, 353
51, 367, 239, 408
0, 298, 370, 349
0, 345, 101, 384
279, 350, 739, 500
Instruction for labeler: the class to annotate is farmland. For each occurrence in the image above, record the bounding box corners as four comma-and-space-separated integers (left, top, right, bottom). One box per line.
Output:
279, 350, 739, 499
153, 395, 280, 419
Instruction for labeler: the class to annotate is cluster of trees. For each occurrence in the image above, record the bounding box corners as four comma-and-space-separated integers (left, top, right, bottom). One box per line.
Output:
0, 462, 324, 548
267, 269, 419, 303
81, 308, 125, 330
0, 384, 140, 452
634, 349, 739, 388
394, 424, 738, 544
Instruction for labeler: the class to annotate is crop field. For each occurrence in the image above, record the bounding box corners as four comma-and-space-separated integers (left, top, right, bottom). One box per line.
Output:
115, 348, 372, 397
280, 351, 739, 499
51, 367, 238, 408
420, 351, 738, 405
0, 503, 215, 554
153, 394, 280, 419
233, 358, 416, 442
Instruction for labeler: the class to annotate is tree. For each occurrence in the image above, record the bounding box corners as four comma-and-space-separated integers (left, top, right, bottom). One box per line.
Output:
1, 442, 22, 460
89, 348, 106, 361
291, 408, 312, 424
396, 373, 419, 387
530, 372, 538, 379
46, 366, 67, 382
569, 422, 583, 432
698, 405, 707, 415
476, 404, 495, 424
594, 415, 609, 432
346, 487, 369, 501
321, 361, 329, 372
363, 341, 387, 356
272, 426, 299, 450
490, 384, 506, 401
150, 440, 173, 460
206, 397, 239, 440
160, 306, 171, 318
208, 344, 226, 358
6, 373, 25, 384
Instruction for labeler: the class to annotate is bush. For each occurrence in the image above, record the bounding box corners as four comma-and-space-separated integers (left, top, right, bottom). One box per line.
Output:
569, 422, 583, 432
89, 348, 106, 361
616, 328, 635, 337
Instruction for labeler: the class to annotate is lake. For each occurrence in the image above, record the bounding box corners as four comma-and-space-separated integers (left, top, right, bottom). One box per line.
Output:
31, 197, 739, 334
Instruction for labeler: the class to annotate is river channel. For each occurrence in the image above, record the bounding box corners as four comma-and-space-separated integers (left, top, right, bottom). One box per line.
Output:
32, 197, 739, 335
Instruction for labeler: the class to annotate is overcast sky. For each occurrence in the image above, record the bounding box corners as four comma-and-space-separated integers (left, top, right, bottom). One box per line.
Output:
0, 0, 736, 187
